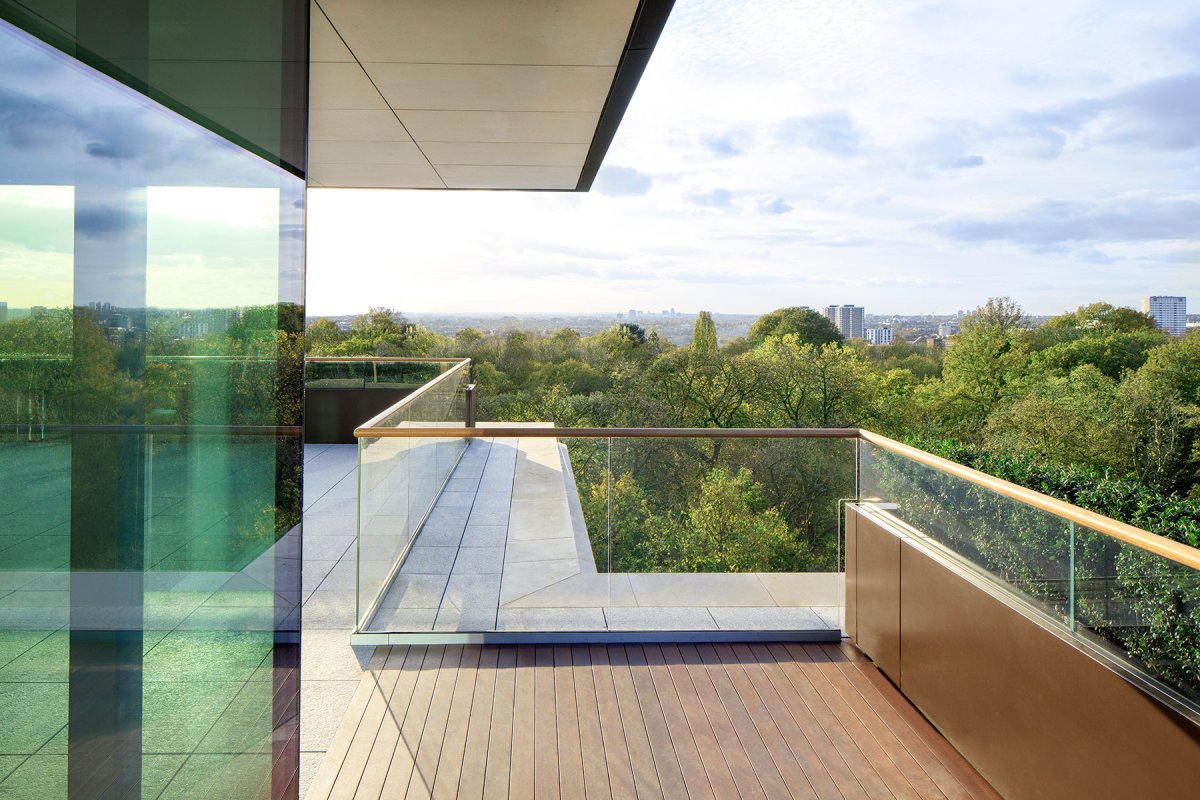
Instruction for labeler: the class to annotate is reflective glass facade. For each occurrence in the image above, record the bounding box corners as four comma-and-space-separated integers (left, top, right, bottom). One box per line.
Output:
0, 3, 306, 797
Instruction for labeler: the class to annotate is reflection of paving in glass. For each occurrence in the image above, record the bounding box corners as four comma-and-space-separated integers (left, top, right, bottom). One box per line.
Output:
341, 433, 844, 635
0, 439, 280, 798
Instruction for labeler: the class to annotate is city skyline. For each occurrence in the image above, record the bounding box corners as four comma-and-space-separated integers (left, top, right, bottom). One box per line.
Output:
306, 0, 1200, 316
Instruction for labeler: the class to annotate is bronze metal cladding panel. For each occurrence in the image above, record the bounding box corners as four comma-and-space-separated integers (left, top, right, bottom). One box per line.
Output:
898, 538, 1200, 800
850, 508, 901, 682
845, 507, 857, 641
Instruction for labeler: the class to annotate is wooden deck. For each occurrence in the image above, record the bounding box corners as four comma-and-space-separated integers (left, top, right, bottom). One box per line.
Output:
307, 642, 999, 799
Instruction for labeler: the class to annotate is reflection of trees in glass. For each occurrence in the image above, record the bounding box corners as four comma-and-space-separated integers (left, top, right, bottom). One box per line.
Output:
868, 440, 1200, 706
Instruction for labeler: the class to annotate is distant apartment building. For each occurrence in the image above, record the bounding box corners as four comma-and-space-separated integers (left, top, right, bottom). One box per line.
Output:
823, 304, 864, 339
865, 327, 893, 345
939, 321, 960, 338
1142, 296, 1187, 337
0, 301, 7, 323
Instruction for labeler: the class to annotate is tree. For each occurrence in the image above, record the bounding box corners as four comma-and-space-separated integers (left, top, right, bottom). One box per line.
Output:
940, 297, 1030, 434
984, 365, 1125, 473
305, 317, 346, 354
748, 336, 878, 428
691, 311, 718, 355
747, 307, 842, 347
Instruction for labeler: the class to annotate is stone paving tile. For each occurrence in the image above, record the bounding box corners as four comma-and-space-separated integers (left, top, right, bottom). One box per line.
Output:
502, 573, 637, 608
433, 491, 476, 509
433, 606, 497, 632
604, 607, 718, 631
466, 505, 510, 527
398, 546, 457, 575
499, 559, 580, 606
450, 546, 504, 575
497, 607, 606, 632
364, 606, 437, 632
757, 572, 843, 606
301, 591, 357, 630
441, 574, 501, 610
300, 630, 372, 681
459, 525, 507, 548
628, 573, 775, 607
708, 606, 833, 631
376, 574, 447, 609
300, 680, 361, 752
303, 535, 355, 562
503, 537, 578, 564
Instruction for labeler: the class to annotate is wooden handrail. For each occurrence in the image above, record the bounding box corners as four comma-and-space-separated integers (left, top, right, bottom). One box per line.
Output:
857, 430, 1200, 572
305, 356, 468, 363
350, 421, 1200, 571
353, 426, 860, 439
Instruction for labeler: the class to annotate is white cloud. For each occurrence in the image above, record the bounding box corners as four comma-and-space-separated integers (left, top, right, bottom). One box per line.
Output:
307, 0, 1200, 316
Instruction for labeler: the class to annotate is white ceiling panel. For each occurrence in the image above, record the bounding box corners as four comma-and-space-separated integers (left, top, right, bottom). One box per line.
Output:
308, 110, 412, 142
317, 0, 639, 66
369, 64, 616, 114
309, 162, 444, 188
308, 140, 426, 165
310, 62, 389, 109
438, 165, 582, 190
310, 6, 355, 62
422, 142, 590, 167
307, 0, 661, 189
399, 111, 599, 144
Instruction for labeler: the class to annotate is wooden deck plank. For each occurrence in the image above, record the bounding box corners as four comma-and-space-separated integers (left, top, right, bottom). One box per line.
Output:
805, 643, 953, 800
307, 646, 408, 800
622, 644, 690, 799
845, 657, 1004, 800
311, 642, 997, 800
674, 643, 769, 800
639, 643, 717, 800
509, 645, 536, 800
571, 645, 613, 800
656, 643, 747, 800
534, 645, 561, 799
747, 642, 870, 800
457, 645, 500, 800
789, 643, 924, 800
428, 644, 481, 800
404, 645, 467, 800
554, 645, 586, 800
726, 643, 844, 800
589, 645, 638, 800
765, 642, 896, 799
372, 646, 445, 798
712, 643, 821, 800
329, 646, 424, 800
482, 645, 517, 799
691, 643, 796, 800
609, 643, 670, 800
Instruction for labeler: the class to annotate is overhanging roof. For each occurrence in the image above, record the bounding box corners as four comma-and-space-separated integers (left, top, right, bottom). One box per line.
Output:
307, 0, 672, 191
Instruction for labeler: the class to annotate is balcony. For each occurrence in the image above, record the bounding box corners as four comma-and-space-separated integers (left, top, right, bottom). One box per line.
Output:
295, 362, 1200, 798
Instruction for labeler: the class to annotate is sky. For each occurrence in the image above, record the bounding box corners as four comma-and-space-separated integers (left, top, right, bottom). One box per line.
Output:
306, 0, 1200, 317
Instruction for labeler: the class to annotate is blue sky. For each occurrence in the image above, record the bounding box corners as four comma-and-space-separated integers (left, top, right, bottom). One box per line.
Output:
306, 0, 1200, 316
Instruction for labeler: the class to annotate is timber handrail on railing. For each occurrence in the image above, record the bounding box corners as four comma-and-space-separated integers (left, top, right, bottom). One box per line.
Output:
305, 356, 468, 363
350, 422, 1200, 572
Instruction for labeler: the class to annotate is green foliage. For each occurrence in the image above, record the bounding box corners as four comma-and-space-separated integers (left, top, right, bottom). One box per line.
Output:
691, 311, 719, 355
747, 307, 842, 347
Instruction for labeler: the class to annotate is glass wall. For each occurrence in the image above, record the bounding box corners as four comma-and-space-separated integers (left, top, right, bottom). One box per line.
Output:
0, 7, 305, 797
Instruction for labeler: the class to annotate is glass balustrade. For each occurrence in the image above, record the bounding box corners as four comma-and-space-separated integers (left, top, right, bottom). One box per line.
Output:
859, 437, 1200, 717
355, 362, 470, 630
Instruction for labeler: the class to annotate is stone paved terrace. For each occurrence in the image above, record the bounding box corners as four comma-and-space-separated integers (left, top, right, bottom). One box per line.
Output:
332, 429, 843, 636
